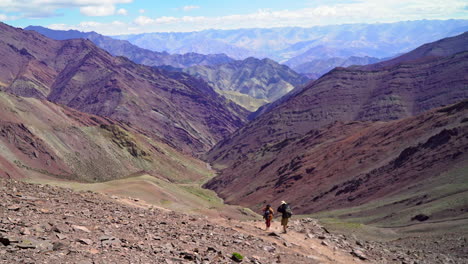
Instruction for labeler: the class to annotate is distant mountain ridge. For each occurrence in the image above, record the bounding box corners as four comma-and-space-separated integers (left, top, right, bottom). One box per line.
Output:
25, 26, 235, 69
183, 57, 310, 111
116, 20, 468, 62
359, 31, 468, 70
290, 55, 383, 77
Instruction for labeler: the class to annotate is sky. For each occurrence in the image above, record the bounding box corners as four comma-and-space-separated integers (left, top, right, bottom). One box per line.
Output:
0, 0, 467, 35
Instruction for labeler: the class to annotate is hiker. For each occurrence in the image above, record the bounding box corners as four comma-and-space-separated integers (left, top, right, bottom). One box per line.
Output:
262, 204, 274, 230
277, 201, 292, 233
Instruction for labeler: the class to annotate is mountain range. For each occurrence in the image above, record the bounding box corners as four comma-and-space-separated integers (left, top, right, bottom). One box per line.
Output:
0, 23, 247, 156
26, 25, 310, 111
287, 55, 383, 77
205, 32, 468, 225
114, 20, 468, 79
116, 20, 468, 62
25, 26, 235, 69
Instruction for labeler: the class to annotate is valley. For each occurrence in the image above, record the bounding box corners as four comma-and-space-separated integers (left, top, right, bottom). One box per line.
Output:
0, 15, 467, 264
182, 57, 309, 111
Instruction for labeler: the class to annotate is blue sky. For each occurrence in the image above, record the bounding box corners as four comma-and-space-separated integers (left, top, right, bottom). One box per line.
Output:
1, 0, 467, 35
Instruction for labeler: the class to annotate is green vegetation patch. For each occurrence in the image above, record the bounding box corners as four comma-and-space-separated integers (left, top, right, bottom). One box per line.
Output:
231, 252, 244, 262
179, 184, 224, 205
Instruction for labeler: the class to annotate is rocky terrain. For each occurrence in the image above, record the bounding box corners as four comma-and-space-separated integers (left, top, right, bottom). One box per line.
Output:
2, 178, 467, 263
183, 57, 309, 111
0, 178, 352, 264
25, 26, 235, 69
0, 23, 248, 155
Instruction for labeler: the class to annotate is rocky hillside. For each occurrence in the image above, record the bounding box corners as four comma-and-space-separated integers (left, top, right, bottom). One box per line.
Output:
183, 57, 309, 111
25, 26, 234, 69
206, 101, 468, 218
0, 178, 358, 264
205, 33, 468, 224
0, 23, 248, 155
2, 178, 466, 263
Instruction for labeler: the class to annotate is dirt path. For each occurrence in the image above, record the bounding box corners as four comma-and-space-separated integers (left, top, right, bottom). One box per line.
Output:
212, 218, 364, 264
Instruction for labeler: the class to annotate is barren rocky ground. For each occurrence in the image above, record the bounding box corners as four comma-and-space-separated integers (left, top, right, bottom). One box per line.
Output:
1, 178, 467, 263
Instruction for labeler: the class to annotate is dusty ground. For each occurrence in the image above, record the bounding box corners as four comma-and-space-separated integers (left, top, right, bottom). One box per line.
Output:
2, 178, 467, 263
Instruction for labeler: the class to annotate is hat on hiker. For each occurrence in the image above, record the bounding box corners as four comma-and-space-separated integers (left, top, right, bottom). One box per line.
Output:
281, 201, 286, 204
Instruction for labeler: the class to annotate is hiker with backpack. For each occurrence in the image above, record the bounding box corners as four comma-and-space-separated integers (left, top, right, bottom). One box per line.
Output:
262, 204, 274, 231
277, 201, 292, 233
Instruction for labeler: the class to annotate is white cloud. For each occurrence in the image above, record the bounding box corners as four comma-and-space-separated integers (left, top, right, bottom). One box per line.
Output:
80, 5, 116, 16
0, 13, 21, 21
117, 8, 128, 16
50, 20, 123, 31
78, 21, 103, 28
134, 16, 154, 26
48, 23, 68, 30
46, 0, 468, 35
0, 0, 133, 18
182, 5, 200, 12
139, 9, 145, 14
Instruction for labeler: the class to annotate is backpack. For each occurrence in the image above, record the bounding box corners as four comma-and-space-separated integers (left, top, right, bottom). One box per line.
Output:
284, 205, 293, 218
263, 209, 272, 219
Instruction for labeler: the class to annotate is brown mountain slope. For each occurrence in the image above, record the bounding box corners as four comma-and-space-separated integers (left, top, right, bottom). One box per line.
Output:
0, 22, 247, 155
205, 101, 468, 221
0, 91, 212, 182
207, 33, 468, 164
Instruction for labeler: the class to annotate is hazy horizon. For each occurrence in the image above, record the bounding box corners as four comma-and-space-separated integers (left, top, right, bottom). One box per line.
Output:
21, 18, 467, 36
1, 0, 467, 35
